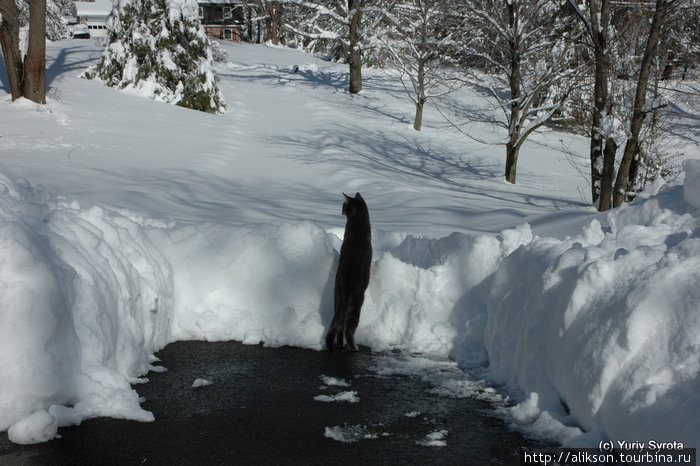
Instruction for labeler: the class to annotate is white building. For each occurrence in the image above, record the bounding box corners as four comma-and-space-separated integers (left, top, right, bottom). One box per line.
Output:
73, 0, 112, 32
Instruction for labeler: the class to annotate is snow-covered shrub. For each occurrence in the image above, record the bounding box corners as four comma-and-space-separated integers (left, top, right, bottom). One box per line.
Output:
209, 40, 228, 63
83, 0, 225, 113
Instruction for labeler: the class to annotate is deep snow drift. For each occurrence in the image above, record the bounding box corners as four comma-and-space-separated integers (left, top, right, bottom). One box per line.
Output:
1, 163, 698, 446
1, 40, 698, 448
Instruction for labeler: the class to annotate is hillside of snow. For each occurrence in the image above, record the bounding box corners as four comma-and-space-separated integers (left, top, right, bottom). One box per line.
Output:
1, 40, 699, 448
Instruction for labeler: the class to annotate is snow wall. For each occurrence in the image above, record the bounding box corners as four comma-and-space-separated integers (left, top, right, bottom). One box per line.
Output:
1, 161, 699, 446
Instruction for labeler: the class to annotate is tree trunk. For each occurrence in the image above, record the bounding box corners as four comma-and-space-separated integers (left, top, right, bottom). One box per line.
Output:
273, 3, 284, 45
0, 0, 24, 101
505, 1, 521, 184
264, 1, 283, 46
589, 48, 607, 207
23, 0, 47, 104
413, 101, 424, 131
598, 135, 617, 212
612, 0, 670, 208
588, 0, 614, 210
347, 0, 362, 94
505, 141, 519, 184
266, 18, 277, 45
413, 15, 427, 132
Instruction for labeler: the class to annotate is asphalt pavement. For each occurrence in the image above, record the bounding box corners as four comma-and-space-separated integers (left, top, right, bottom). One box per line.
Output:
0, 340, 550, 465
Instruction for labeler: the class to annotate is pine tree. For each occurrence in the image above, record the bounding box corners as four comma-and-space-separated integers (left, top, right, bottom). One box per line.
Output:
83, 0, 226, 113
15, 0, 70, 40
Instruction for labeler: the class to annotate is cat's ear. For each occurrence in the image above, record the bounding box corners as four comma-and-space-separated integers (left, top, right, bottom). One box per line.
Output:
355, 192, 363, 201
343, 193, 352, 203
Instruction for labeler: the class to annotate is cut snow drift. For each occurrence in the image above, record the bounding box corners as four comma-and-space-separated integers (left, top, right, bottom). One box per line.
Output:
484, 161, 700, 447
1, 161, 698, 446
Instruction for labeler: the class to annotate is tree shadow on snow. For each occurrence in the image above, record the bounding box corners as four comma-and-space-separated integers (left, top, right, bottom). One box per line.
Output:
0, 53, 11, 94
274, 126, 501, 187
0, 44, 103, 96
62, 164, 347, 228
269, 123, 586, 220
217, 64, 348, 93
46, 45, 104, 88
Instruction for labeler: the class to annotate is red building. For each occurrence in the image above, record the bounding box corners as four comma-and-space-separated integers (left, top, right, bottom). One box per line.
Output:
198, 1, 245, 41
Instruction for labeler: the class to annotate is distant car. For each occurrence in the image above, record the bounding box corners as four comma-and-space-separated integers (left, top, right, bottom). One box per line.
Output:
73, 24, 90, 39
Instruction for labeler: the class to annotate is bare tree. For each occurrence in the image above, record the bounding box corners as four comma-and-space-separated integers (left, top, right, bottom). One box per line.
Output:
0, 0, 47, 104
285, 0, 364, 93
0, 0, 23, 100
665, 0, 700, 80
461, 0, 580, 183
568, 0, 621, 210
347, 0, 362, 93
23, 0, 46, 103
570, 0, 686, 210
378, 0, 458, 131
612, 0, 677, 207
253, 0, 285, 45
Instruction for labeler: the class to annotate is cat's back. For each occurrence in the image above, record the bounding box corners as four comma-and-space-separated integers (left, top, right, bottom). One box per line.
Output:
336, 193, 372, 289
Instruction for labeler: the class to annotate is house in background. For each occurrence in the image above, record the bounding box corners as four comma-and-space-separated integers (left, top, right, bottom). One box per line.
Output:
198, 0, 245, 41
73, 0, 112, 33
70, 0, 245, 41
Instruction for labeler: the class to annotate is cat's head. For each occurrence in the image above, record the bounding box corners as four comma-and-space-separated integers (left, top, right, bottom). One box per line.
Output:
342, 192, 367, 218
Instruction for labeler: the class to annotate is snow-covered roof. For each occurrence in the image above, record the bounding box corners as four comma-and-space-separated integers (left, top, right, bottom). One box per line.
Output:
74, 0, 112, 17
197, 0, 242, 4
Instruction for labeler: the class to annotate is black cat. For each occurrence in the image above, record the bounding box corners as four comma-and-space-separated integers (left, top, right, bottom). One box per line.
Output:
326, 192, 372, 352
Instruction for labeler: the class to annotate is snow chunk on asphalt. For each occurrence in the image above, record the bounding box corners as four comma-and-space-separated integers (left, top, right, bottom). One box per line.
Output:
314, 391, 360, 403
191, 378, 213, 388
320, 375, 351, 387
324, 424, 384, 443
417, 430, 448, 447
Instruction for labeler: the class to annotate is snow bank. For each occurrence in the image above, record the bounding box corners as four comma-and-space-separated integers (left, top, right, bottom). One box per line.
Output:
360, 226, 532, 359
0, 173, 336, 440
0, 174, 169, 441
1, 162, 699, 446
154, 220, 336, 348
484, 160, 700, 446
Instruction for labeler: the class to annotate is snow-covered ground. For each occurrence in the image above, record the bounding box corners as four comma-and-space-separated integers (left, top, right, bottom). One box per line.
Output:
1, 39, 698, 448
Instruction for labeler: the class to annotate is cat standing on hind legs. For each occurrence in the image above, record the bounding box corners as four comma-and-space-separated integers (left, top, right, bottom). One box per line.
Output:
326, 192, 372, 352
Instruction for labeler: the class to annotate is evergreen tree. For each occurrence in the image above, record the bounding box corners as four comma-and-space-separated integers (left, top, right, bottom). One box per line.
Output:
15, 0, 70, 40
84, 0, 226, 113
